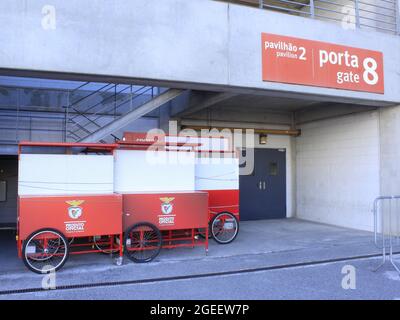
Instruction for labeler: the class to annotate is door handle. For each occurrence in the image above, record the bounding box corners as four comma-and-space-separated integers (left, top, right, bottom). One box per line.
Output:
258, 181, 262, 190
263, 181, 266, 190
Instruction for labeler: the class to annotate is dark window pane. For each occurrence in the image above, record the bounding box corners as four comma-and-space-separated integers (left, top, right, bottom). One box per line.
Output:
0, 181, 6, 202
269, 162, 278, 176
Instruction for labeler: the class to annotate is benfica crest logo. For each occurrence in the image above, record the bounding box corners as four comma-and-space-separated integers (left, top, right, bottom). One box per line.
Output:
66, 200, 85, 219
160, 197, 174, 215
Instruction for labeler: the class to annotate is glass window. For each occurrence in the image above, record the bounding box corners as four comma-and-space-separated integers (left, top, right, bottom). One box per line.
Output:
269, 162, 278, 176
0, 181, 6, 202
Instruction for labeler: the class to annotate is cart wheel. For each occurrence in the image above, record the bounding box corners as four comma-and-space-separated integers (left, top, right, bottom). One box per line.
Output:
93, 235, 120, 255
211, 212, 239, 244
125, 222, 162, 263
22, 228, 69, 274
197, 226, 212, 239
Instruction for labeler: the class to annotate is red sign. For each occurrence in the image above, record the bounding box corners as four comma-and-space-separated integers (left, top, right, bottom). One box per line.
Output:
261, 33, 384, 94
123, 132, 164, 144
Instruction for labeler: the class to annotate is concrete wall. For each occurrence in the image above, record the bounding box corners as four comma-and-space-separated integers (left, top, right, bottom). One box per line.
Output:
0, 0, 399, 105
296, 105, 400, 231
379, 105, 400, 195
296, 111, 380, 231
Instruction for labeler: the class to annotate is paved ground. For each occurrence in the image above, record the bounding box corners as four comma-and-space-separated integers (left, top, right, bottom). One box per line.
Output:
2, 255, 400, 300
1, 218, 395, 300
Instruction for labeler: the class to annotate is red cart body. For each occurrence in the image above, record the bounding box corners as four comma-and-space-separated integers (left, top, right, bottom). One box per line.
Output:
123, 191, 208, 231
207, 189, 239, 217
19, 194, 122, 240
122, 191, 209, 253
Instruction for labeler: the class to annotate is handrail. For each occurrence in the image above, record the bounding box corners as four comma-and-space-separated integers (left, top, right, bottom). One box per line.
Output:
69, 83, 114, 108
68, 85, 153, 137
69, 84, 131, 123
70, 81, 90, 94
62, 78, 168, 142
218, 0, 399, 35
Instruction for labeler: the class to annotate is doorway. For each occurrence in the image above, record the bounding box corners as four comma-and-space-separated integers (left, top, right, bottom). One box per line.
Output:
239, 148, 286, 220
0, 156, 18, 228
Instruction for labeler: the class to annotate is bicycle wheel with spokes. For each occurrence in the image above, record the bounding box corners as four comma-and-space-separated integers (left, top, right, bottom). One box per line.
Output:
211, 212, 239, 244
124, 222, 162, 263
22, 228, 69, 274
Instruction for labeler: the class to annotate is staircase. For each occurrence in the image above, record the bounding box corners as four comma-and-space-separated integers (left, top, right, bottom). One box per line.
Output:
0, 81, 183, 150
66, 82, 162, 143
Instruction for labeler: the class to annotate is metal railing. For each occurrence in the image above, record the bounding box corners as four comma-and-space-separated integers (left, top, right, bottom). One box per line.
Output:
219, 0, 399, 34
65, 82, 160, 142
373, 196, 400, 274
0, 83, 163, 145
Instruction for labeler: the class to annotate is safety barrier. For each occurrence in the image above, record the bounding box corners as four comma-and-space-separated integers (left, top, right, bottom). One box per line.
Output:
373, 195, 400, 274
219, 0, 400, 35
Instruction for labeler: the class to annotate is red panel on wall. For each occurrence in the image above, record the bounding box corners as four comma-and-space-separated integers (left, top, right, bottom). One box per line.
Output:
261, 33, 384, 94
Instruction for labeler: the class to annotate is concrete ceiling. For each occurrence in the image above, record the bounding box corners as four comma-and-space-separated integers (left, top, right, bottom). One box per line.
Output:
180, 91, 378, 127
210, 93, 320, 112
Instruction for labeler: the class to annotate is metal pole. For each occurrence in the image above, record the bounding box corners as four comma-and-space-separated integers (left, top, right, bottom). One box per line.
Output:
66, 90, 70, 142
310, 0, 315, 18
16, 88, 20, 143
374, 196, 400, 275
354, 0, 360, 29
374, 199, 378, 246
397, 198, 400, 245
259, 0, 263, 9
114, 84, 117, 119
130, 85, 133, 112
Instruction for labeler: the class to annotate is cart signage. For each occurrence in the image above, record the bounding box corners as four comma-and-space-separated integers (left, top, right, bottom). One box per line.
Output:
158, 215, 175, 226
261, 33, 384, 93
160, 197, 174, 215
65, 220, 86, 233
66, 200, 84, 219
65, 200, 86, 233
159, 197, 176, 226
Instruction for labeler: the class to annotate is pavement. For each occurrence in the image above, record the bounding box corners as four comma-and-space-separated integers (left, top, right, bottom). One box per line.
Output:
3, 255, 400, 300
1, 218, 396, 300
